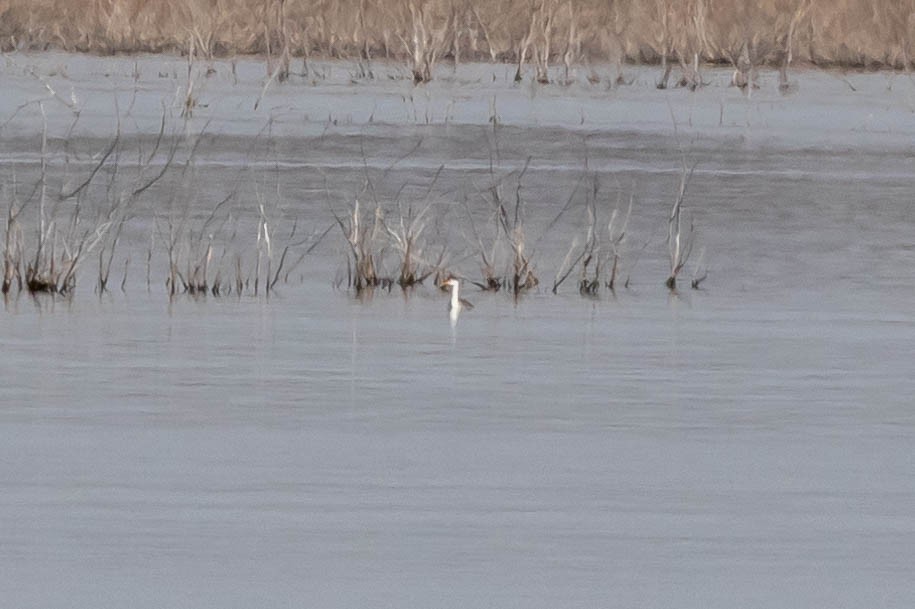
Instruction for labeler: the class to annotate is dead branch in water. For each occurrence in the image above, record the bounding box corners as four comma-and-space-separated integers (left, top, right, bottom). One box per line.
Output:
2, 187, 25, 295
533, 0, 557, 84
491, 158, 538, 296
604, 192, 632, 291
551, 179, 594, 294
552, 178, 631, 295
20, 104, 118, 295
382, 190, 444, 287
666, 161, 696, 290
463, 190, 504, 292
331, 196, 385, 292
407, 0, 446, 83
690, 245, 708, 289
514, 0, 557, 84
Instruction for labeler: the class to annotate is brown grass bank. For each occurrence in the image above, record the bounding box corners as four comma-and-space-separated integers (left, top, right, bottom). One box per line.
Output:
0, 0, 913, 75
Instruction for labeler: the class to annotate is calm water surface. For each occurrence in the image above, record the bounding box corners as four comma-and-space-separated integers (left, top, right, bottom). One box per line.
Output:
2, 67, 915, 607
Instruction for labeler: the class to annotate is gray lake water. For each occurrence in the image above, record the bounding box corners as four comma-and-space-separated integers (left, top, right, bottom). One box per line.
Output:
2, 55, 915, 608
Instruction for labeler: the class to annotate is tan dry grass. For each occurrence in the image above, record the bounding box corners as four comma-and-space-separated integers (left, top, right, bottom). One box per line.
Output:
0, 0, 913, 70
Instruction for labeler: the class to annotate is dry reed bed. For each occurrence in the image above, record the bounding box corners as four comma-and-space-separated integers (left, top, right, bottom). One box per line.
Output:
0, 0, 913, 83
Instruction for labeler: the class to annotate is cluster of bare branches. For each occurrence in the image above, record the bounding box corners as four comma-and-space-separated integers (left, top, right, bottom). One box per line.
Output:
664, 161, 708, 291
3, 92, 711, 304
2, 104, 167, 296
496, 163, 539, 295
542, 161, 709, 296
333, 198, 384, 292
2, 110, 331, 300
332, 165, 446, 293
514, 2, 554, 84
461, 160, 541, 297
160, 187, 232, 297
158, 194, 325, 298
331, 197, 445, 293
435, 159, 709, 301
157, 146, 330, 299
383, 200, 446, 287
646, 0, 816, 94
665, 162, 694, 290
552, 181, 632, 295
407, 1, 446, 83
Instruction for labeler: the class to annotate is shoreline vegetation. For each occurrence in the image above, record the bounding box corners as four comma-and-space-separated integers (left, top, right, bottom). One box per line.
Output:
1, 0, 914, 85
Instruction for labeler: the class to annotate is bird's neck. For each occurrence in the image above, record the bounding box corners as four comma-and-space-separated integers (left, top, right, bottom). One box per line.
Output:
450, 283, 460, 308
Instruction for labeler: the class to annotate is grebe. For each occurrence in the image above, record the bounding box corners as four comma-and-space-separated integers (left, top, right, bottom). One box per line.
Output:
443, 277, 473, 318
